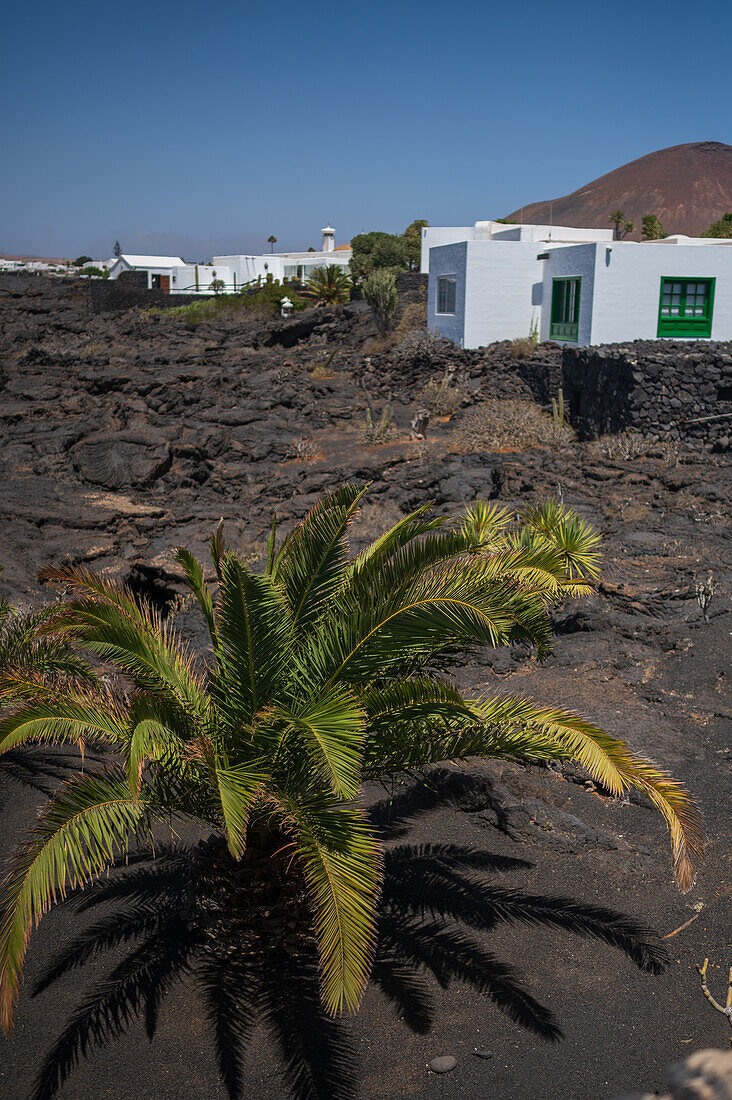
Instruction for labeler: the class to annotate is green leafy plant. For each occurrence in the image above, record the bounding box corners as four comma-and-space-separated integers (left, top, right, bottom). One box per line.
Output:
641, 214, 666, 240
302, 265, 352, 306
350, 232, 410, 284
362, 269, 398, 336
609, 210, 634, 239
0, 491, 703, 1040
701, 212, 732, 239
402, 219, 428, 272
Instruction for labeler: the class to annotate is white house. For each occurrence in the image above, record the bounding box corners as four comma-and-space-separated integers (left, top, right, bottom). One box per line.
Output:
425, 224, 732, 348
106, 228, 352, 295
420, 221, 613, 273
214, 226, 352, 288
108, 255, 234, 293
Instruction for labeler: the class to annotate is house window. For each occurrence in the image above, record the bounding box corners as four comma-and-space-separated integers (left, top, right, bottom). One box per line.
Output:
658, 278, 715, 337
437, 276, 456, 314
550, 277, 581, 341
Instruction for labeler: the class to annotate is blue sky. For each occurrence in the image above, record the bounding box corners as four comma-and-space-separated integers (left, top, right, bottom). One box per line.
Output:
2, 0, 730, 259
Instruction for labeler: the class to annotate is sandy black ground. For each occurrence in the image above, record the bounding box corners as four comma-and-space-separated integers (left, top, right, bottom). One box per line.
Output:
0, 276, 730, 1099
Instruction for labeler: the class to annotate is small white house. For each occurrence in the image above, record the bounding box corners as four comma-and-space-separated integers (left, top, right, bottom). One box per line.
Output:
108, 255, 234, 293
214, 226, 352, 289
426, 224, 732, 348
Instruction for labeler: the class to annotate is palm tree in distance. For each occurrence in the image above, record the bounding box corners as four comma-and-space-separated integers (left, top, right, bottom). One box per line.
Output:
0, 488, 703, 1037
268, 235, 277, 253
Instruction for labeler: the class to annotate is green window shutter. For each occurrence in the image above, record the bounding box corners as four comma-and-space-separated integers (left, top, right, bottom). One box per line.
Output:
657, 278, 715, 338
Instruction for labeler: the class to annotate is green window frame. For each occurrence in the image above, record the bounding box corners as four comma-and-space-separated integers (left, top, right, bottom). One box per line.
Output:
550, 277, 581, 341
657, 277, 715, 338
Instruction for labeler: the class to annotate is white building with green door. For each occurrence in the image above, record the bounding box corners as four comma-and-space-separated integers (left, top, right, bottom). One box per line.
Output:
426, 228, 732, 348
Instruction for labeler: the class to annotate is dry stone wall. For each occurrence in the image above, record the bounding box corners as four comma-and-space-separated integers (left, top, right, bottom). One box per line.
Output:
562, 341, 732, 449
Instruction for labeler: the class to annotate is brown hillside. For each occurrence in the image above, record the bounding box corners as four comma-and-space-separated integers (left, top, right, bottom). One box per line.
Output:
505, 141, 732, 238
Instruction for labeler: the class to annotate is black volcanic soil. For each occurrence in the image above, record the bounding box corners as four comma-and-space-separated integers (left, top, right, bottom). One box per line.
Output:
0, 275, 730, 1100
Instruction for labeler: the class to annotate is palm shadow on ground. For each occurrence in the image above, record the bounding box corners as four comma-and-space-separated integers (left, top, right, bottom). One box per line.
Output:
27, 773, 669, 1100
0, 747, 110, 809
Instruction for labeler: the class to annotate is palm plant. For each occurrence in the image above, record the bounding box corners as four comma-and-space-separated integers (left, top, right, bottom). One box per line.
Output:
0, 569, 92, 705
0, 488, 703, 1038
301, 265, 352, 306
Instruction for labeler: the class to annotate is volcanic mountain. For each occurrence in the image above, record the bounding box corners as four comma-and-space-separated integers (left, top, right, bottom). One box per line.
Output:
505, 141, 732, 238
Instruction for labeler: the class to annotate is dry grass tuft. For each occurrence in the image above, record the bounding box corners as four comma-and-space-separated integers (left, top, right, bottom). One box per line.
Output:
419, 370, 465, 417
505, 336, 539, 359
453, 398, 574, 453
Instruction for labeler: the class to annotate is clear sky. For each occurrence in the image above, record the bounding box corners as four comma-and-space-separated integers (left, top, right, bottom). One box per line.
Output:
2, 0, 730, 260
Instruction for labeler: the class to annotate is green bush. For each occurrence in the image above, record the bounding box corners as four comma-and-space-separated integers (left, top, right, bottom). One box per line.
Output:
701, 212, 732, 238
350, 232, 410, 284
152, 282, 308, 323
362, 269, 398, 336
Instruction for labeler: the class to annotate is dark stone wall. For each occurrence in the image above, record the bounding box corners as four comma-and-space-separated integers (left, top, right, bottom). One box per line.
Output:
562, 341, 732, 448
87, 271, 212, 313
395, 272, 428, 321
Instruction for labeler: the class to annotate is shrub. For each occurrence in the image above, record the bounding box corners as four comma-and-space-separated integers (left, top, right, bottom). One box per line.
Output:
701, 212, 732, 239
362, 270, 398, 336
506, 335, 539, 358
419, 370, 464, 416
350, 232, 409, 284
454, 398, 575, 453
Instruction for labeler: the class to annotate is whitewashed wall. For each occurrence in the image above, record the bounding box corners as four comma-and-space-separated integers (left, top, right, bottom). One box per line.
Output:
421, 227, 474, 273
589, 243, 732, 343
428, 241, 543, 348
540, 244, 598, 345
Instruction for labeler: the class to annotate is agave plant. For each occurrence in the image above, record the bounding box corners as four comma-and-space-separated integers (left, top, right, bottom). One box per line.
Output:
0, 488, 703, 1038
301, 265, 352, 306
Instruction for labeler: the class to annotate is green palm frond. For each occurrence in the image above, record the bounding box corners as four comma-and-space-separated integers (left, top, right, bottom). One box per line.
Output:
173, 547, 217, 647
519, 500, 602, 581
292, 800, 381, 1016
126, 717, 183, 797
272, 484, 367, 631
49, 594, 206, 719
213, 554, 293, 722
215, 762, 269, 858
0, 768, 153, 1035
0, 689, 128, 754
274, 686, 365, 799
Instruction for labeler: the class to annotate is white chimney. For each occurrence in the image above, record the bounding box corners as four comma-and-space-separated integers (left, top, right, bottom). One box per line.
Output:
322, 225, 335, 252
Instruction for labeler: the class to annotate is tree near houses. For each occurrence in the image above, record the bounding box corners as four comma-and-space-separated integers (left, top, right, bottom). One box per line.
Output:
402, 219, 428, 271
0, 489, 703, 1042
268, 235, 278, 253
349, 231, 410, 284
701, 212, 732, 238
113, 241, 122, 258
609, 210, 634, 239
642, 214, 666, 240
302, 265, 352, 306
